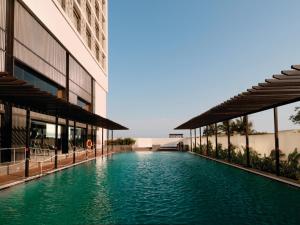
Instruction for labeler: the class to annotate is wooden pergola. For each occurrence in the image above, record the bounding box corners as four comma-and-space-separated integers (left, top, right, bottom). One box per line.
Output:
175, 64, 300, 176
0, 72, 128, 176
0, 72, 128, 130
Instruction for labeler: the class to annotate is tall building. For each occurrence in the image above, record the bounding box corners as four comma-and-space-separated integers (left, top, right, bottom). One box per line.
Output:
0, 0, 126, 162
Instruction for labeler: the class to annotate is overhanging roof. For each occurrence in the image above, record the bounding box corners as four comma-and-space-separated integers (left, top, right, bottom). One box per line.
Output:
175, 64, 300, 130
0, 72, 128, 130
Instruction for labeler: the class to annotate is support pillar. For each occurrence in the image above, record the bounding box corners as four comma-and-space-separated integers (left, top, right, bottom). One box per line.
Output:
215, 123, 218, 158
111, 130, 114, 152
25, 109, 30, 177
54, 116, 58, 169
206, 125, 209, 156
274, 107, 280, 176
227, 121, 231, 162
73, 121, 76, 164
190, 129, 192, 152
5, 0, 15, 74
194, 129, 197, 151
94, 127, 97, 157
85, 124, 88, 149
62, 119, 69, 154
245, 115, 250, 167
101, 127, 104, 156
107, 129, 109, 154
199, 127, 202, 151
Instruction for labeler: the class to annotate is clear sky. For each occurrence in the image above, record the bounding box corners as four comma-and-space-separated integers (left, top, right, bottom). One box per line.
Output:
108, 0, 300, 138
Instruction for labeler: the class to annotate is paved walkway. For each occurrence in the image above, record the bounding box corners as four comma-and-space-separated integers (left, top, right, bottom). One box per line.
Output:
0, 149, 113, 189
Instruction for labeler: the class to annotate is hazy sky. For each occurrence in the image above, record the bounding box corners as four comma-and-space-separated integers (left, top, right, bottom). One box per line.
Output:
108, 0, 300, 138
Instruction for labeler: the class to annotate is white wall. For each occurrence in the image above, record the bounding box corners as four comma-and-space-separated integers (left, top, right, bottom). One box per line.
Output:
183, 130, 300, 158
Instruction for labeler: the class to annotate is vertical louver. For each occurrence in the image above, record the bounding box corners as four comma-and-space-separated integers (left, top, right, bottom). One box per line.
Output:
13, 1, 66, 87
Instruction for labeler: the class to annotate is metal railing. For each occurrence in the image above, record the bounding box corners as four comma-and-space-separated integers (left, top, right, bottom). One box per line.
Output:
0, 146, 114, 177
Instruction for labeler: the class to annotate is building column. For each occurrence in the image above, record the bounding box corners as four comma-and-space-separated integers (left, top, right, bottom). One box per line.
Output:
107, 129, 109, 154
244, 115, 250, 167
189, 129, 192, 152
227, 121, 231, 162
111, 130, 114, 152
73, 121, 76, 164
199, 127, 202, 150
25, 109, 30, 177
85, 124, 88, 149
94, 127, 97, 157
54, 116, 58, 169
5, 0, 15, 74
206, 125, 209, 156
215, 123, 218, 158
62, 119, 69, 154
194, 129, 197, 151
274, 107, 280, 176
101, 127, 104, 156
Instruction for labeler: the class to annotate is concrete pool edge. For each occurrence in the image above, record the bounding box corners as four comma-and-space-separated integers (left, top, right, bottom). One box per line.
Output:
0, 154, 111, 191
189, 152, 300, 189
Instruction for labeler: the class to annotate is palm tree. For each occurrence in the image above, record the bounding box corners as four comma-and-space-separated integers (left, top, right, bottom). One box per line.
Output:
234, 117, 254, 135
289, 107, 300, 124
219, 120, 235, 135
203, 124, 216, 136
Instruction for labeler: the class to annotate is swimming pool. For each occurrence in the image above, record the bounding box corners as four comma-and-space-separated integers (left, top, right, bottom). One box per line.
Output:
0, 152, 299, 225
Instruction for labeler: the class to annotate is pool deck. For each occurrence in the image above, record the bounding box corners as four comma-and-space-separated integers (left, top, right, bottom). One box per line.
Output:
190, 152, 300, 189
0, 151, 116, 191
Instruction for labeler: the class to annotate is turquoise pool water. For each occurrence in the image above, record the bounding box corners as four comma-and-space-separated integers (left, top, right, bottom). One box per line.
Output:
0, 152, 299, 225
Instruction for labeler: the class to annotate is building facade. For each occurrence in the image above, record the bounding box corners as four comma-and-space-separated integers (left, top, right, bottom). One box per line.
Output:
0, 0, 115, 162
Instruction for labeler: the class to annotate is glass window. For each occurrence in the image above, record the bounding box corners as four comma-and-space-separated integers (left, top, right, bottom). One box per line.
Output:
73, 7, 81, 33
14, 64, 59, 96
31, 120, 61, 150
77, 97, 89, 109
95, 1, 100, 20
95, 44, 100, 61
86, 28, 91, 49
95, 24, 99, 40
86, 3, 91, 25
101, 53, 105, 69
61, 0, 66, 10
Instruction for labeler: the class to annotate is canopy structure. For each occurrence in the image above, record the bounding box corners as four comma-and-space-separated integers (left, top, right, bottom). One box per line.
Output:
0, 72, 128, 130
175, 64, 300, 129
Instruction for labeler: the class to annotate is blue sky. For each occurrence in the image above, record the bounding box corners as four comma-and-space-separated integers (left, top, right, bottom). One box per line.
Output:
108, 0, 300, 138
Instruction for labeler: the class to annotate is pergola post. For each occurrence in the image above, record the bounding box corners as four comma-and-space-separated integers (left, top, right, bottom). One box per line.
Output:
194, 129, 197, 151
101, 127, 104, 156
94, 127, 97, 157
199, 127, 202, 150
85, 124, 88, 149
189, 129, 192, 152
111, 130, 114, 152
215, 123, 218, 158
274, 107, 280, 176
206, 125, 209, 156
244, 115, 250, 167
54, 116, 58, 169
107, 129, 109, 154
73, 121, 76, 164
227, 120, 231, 162
25, 109, 30, 177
